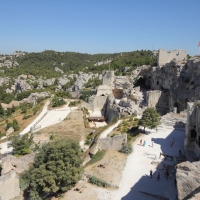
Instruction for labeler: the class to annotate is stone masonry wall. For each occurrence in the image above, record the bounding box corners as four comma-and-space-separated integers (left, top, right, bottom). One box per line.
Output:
157, 48, 187, 66
97, 134, 127, 151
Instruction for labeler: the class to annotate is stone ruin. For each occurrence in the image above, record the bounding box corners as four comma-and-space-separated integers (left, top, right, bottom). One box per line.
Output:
88, 70, 143, 123
157, 48, 187, 66
97, 134, 127, 151
0, 153, 35, 200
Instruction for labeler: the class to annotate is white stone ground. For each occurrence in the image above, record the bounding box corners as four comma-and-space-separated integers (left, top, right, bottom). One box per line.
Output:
0, 101, 74, 154
95, 125, 185, 200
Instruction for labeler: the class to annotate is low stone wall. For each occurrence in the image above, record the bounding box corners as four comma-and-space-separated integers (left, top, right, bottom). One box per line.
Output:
97, 134, 127, 151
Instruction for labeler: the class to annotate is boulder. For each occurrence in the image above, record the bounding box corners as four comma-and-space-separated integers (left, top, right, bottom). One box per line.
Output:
1, 154, 35, 175
27, 92, 50, 103
0, 170, 20, 200
27, 74, 36, 80
6, 127, 14, 136
14, 79, 32, 92
43, 78, 55, 86
55, 67, 64, 74
176, 161, 200, 200
58, 77, 69, 85
18, 74, 27, 80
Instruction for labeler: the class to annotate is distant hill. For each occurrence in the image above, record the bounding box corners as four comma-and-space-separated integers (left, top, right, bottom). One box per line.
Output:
0, 50, 156, 78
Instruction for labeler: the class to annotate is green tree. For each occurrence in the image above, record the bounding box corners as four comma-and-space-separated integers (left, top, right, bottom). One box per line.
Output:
21, 139, 83, 200
139, 107, 160, 131
8, 133, 33, 155
0, 103, 4, 116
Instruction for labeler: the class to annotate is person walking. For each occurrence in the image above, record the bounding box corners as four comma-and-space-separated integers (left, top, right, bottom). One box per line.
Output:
150, 169, 153, 178
179, 150, 182, 156
170, 140, 174, 147
164, 167, 167, 178
166, 170, 169, 180
140, 139, 142, 146
157, 172, 160, 181
143, 141, 146, 147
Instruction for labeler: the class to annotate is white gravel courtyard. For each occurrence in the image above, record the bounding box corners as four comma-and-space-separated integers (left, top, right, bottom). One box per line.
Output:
96, 126, 185, 200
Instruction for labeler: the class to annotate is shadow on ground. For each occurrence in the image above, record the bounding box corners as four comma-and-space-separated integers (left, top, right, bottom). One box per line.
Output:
121, 128, 185, 200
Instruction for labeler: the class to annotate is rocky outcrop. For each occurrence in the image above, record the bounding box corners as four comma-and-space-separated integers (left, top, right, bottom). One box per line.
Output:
58, 76, 69, 85
184, 102, 200, 157
14, 79, 32, 92
55, 67, 64, 74
27, 92, 50, 103
73, 72, 93, 91
1, 154, 35, 175
135, 57, 200, 114
114, 76, 131, 89
176, 161, 200, 200
0, 77, 11, 86
0, 170, 20, 200
94, 59, 111, 66
43, 78, 55, 86
6, 127, 14, 136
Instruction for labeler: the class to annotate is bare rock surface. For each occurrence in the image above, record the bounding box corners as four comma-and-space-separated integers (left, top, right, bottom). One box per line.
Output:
0, 170, 20, 200
176, 161, 200, 200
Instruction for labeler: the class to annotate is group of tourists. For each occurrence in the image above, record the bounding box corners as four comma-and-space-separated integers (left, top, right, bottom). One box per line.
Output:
149, 167, 169, 181
140, 139, 146, 147
140, 139, 154, 147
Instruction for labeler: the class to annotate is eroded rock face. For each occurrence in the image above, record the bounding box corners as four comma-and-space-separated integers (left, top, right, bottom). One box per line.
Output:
176, 161, 200, 200
184, 102, 200, 157
55, 67, 64, 74
15, 79, 32, 92
135, 57, 200, 114
27, 92, 50, 103
73, 72, 93, 91
0, 170, 20, 200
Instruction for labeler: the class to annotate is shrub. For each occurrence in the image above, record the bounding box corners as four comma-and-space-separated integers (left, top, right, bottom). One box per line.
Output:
88, 176, 109, 187
23, 115, 32, 120
119, 143, 133, 155
85, 139, 91, 145
50, 134, 55, 140
51, 97, 66, 107
86, 150, 106, 166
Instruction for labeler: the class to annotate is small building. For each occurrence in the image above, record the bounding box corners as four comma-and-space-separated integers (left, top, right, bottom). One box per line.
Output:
88, 116, 105, 122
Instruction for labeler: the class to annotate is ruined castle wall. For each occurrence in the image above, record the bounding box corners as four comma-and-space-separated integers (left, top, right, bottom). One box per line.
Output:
96, 85, 112, 96
146, 90, 162, 107
146, 90, 169, 114
89, 96, 107, 112
157, 49, 187, 66
97, 134, 127, 151
102, 71, 115, 86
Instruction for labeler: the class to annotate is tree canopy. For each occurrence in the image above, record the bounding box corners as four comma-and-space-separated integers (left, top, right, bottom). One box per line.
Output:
139, 107, 160, 131
8, 133, 33, 155
21, 139, 83, 200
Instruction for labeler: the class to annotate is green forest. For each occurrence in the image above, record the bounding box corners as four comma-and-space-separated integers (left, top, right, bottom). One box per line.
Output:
0, 50, 156, 79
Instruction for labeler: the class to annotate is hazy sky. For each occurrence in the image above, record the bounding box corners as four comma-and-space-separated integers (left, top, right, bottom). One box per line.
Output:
0, 0, 200, 55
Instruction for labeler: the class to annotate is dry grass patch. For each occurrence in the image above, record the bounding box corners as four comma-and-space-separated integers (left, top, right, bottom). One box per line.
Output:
84, 150, 127, 186
34, 110, 85, 142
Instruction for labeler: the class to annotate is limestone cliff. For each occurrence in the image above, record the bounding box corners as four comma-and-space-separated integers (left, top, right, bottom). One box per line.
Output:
136, 57, 200, 114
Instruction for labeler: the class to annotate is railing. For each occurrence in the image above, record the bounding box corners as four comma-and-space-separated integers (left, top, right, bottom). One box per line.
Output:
30, 111, 48, 133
